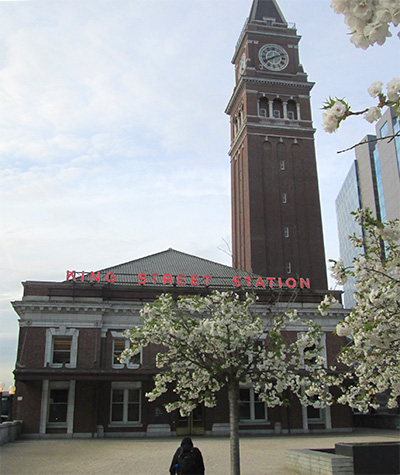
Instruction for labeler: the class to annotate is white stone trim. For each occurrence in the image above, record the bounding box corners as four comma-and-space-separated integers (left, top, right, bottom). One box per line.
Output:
40, 380, 75, 435
44, 328, 79, 368
39, 380, 49, 435
67, 381, 75, 434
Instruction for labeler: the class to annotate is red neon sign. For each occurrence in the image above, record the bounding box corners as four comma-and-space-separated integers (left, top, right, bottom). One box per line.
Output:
66, 271, 311, 289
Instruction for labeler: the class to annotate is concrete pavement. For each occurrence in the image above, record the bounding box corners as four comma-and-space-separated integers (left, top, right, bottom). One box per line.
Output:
1, 428, 399, 474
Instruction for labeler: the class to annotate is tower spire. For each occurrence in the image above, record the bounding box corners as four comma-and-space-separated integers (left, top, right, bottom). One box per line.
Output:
249, 0, 286, 24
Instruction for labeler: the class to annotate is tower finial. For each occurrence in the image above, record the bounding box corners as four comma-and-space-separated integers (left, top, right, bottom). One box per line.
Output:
249, 0, 286, 24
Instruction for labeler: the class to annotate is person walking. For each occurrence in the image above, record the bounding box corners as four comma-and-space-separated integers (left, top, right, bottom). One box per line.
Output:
169, 437, 205, 474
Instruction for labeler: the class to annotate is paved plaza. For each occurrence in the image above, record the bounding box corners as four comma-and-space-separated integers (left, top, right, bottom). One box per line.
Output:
1, 428, 399, 474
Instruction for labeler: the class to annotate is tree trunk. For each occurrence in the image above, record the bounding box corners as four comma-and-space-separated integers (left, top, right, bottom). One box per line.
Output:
228, 381, 240, 475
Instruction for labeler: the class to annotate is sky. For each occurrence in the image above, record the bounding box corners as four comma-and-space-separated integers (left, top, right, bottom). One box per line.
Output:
0, 0, 399, 389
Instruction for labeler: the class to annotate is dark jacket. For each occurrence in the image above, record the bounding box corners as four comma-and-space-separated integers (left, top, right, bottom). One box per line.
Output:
169, 437, 205, 475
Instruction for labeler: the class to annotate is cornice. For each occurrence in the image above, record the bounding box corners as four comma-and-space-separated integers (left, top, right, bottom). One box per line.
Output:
228, 122, 316, 155
226, 76, 314, 114
12, 300, 144, 325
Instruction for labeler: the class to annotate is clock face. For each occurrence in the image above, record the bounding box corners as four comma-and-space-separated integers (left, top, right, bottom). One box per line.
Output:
239, 53, 246, 75
258, 44, 289, 71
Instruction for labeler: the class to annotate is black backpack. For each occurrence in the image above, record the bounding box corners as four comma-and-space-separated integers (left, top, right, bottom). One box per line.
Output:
176, 447, 198, 474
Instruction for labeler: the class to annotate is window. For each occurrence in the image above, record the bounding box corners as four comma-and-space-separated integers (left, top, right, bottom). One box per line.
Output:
303, 343, 317, 365
282, 192, 287, 203
287, 99, 297, 120
284, 226, 289, 238
112, 332, 141, 368
299, 333, 327, 368
46, 381, 74, 428
52, 337, 72, 365
238, 110, 243, 126
110, 382, 141, 424
273, 98, 283, 118
48, 388, 68, 424
259, 97, 269, 117
286, 262, 292, 273
45, 328, 79, 368
280, 160, 285, 170
113, 339, 126, 365
380, 121, 389, 138
307, 406, 324, 422
239, 387, 267, 422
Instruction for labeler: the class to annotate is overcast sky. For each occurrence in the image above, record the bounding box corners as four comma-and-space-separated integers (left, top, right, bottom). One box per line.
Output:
0, 0, 398, 388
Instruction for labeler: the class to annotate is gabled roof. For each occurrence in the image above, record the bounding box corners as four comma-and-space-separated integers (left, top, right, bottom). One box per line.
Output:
92, 248, 259, 287
249, 0, 286, 24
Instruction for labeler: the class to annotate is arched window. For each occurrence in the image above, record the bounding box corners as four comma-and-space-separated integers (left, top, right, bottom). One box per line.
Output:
287, 99, 297, 120
273, 98, 283, 119
258, 97, 269, 118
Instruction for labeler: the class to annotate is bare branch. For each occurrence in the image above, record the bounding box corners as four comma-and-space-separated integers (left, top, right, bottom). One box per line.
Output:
337, 130, 400, 154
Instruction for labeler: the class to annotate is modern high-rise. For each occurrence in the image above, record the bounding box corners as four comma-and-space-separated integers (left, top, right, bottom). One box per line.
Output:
336, 107, 400, 307
226, 0, 328, 290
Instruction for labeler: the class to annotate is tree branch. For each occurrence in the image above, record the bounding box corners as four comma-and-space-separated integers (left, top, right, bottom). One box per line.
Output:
337, 130, 400, 154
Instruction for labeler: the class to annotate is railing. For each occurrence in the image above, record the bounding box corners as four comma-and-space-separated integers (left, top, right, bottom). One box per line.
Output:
0, 421, 22, 446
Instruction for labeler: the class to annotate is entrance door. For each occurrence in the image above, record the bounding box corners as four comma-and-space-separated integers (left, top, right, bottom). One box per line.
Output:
176, 406, 205, 435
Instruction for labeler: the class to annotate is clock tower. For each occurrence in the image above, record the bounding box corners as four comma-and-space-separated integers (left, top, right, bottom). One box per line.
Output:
226, 0, 328, 289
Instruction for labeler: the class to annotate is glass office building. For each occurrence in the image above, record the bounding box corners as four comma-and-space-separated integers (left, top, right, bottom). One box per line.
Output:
336, 108, 400, 308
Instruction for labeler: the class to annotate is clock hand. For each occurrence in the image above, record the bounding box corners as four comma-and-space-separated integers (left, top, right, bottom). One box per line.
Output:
268, 52, 284, 60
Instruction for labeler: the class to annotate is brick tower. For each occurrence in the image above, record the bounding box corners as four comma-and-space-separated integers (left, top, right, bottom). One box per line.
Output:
226, 0, 327, 289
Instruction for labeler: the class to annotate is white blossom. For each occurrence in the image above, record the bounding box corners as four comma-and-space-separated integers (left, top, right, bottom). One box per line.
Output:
322, 101, 348, 133
367, 80, 384, 97
379, 221, 400, 242
364, 105, 382, 122
331, 0, 349, 14
330, 258, 348, 285
336, 322, 352, 337
331, 0, 400, 48
322, 109, 340, 133
318, 294, 339, 316
332, 100, 347, 116
387, 77, 400, 101
328, 209, 400, 411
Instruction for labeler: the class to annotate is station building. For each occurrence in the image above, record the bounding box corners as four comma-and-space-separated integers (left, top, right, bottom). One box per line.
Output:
12, 249, 351, 438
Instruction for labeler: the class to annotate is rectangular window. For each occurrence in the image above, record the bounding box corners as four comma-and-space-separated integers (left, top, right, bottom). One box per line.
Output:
110, 382, 141, 424
52, 337, 72, 365
287, 111, 294, 120
280, 160, 285, 170
299, 333, 327, 368
48, 388, 69, 423
239, 388, 267, 422
259, 108, 267, 117
284, 226, 289, 238
45, 329, 78, 368
286, 262, 292, 274
112, 335, 141, 368
282, 192, 287, 203
380, 121, 389, 138
307, 406, 324, 423
113, 339, 126, 366
273, 110, 280, 119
